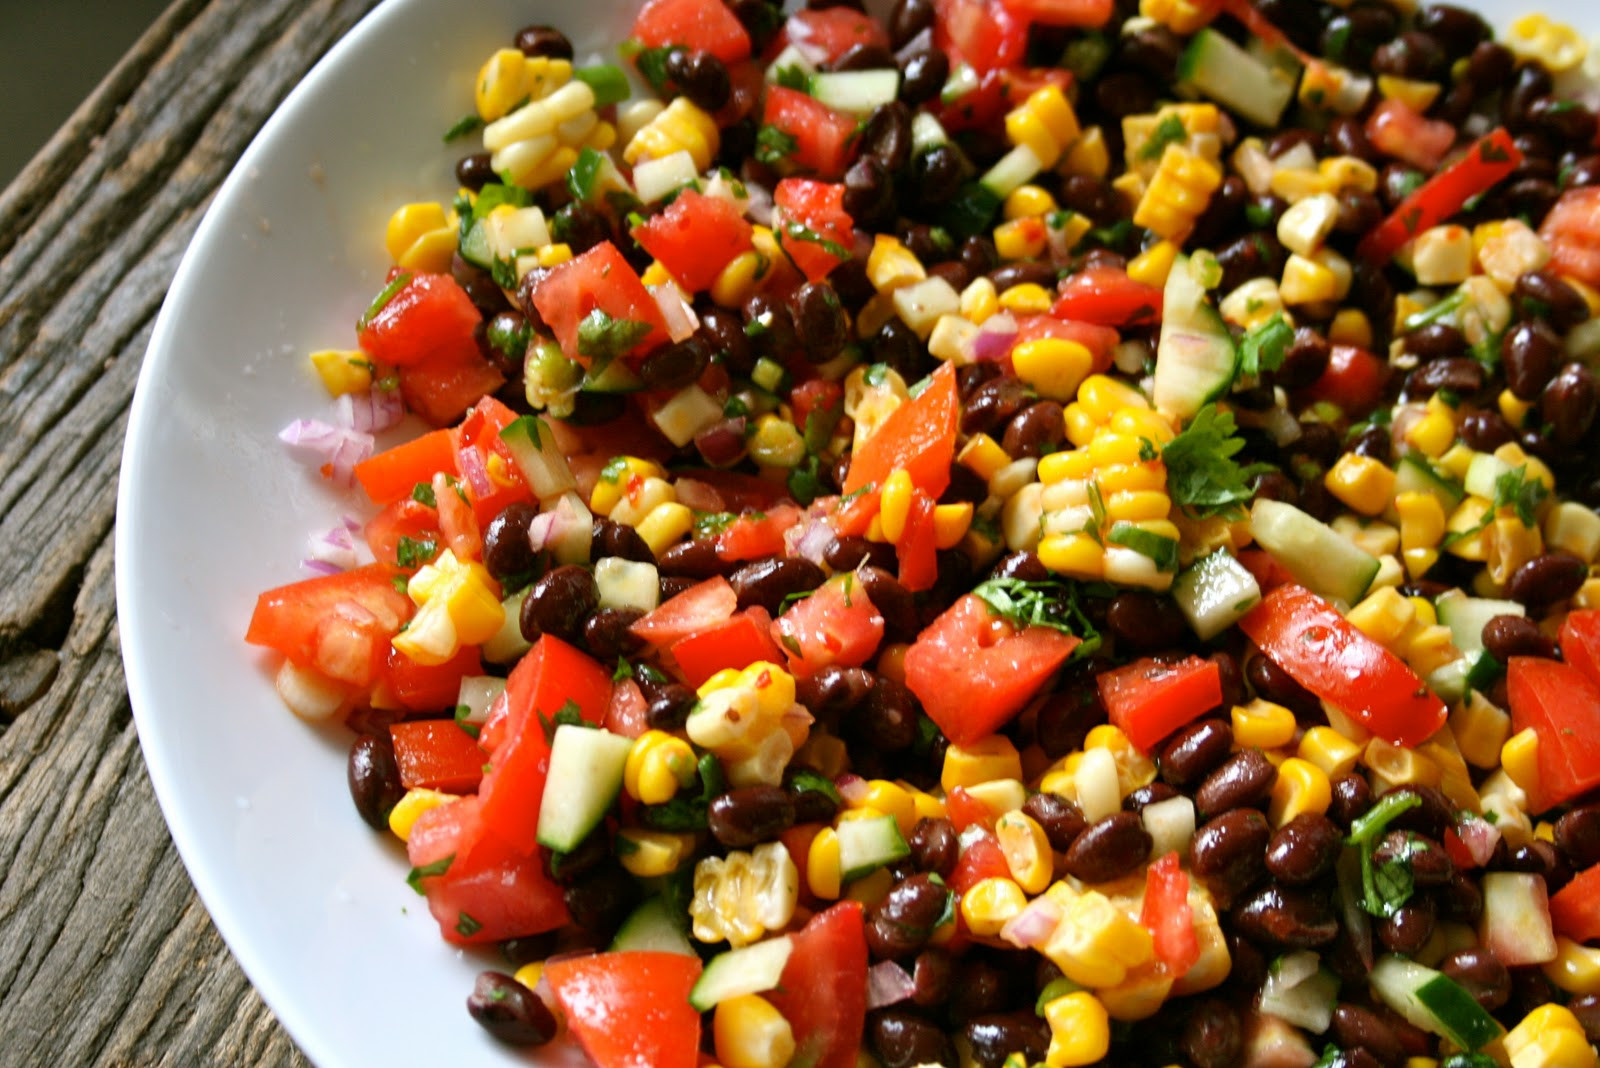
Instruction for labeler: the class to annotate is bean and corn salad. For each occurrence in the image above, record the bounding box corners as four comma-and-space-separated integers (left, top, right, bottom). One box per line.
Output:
247, 0, 1600, 1065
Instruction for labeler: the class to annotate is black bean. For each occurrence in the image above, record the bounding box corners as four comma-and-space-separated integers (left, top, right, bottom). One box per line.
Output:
592, 517, 655, 566
638, 336, 711, 391
1459, 409, 1516, 451
1332, 1002, 1404, 1068
1094, 71, 1160, 119
1191, 808, 1271, 906
988, 259, 1058, 292
656, 538, 731, 580
1543, 363, 1600, 445
858, 676, 920, 750
1266, 813, 1343, 885
728, 0, 782, 51
1195, 749, 1279, 820
796, 665, 874, 722
1232, 884, 1339, 948
1271, 326, 1331, 390
1217, 233, 1283, 294
664, 49, 730, 111
1157, 719, 1234, 788
1064, 812, 1152, 883
857, 566, 919, 641
1378, 897, 1436, 955
1001, 401, 1065, 459
833, 41, 895, 72
1351, 423, 1394, 463
1407, 357, 1484, 397
468, 971, 557, 1046
965, 1013, 1049, 1068
888, 0, 935, 49
1211, 650, 1247, 710
1505, 177, 1560, 223
1506, 964, 1558, 1022
1572, 993, 1600, 1044
455, 152, 495, 191
1181, 999, 1243, 1068
563, 865, 638, 936
1381, 163, 1426, 209
1440, 947, 1511, 1011
791, 281, 850, 364
514, 24, 572, 58
824, 534, 894, 573
1124, 782, 1180, 814
1432, 78, 1476, 126
483, 502, 540, 582
1252, 470, 1299, 506
347, 734, 405, 830
1568, 155, 1600, 190
928, 259, 971, 293
708, 785, 795, 848
658, 575, 697, 600
870, 317, 928, 381
1531, 97, 1597, 146
1383, 785, 1455, 839
519, 565, 597, 644
1438, 871, 1484, 925
989, 551, 1049, 585
844, 155, 895, 229
869, 874, 952, 959
1482, 613, 1558, 662
948, 955, 1016, 1023
744, 291, 799, 360
898, 48, 948, 107
1023, 793, 1087, 852
869, 1008, 954, 1068
645, 681, 696, 731
1558, 805, 1600, 870
910, 144, 965, 206
1035, 685, 1108, 760
1467, 40, 1514, 86
582, 608, 645, 662
1105, 592, 1187, 653
1405, 322, 1468, 362
697, 305, 754, 373
1504, 838, 1570, 887
729, 557, 826, 615
550, 202, 611, 255
911, 947, 954, 1007
908, 817, 959, 877
1506, 63, 1554, 130
961, 375, 1033, 436
1328, 774, 1373, 829
1266, 129, 1322, 161
1418, 4, 1491, 55
940, 463, 989, 506
1506, 550, 1588, 611
1372, 830, 1454, 887
1328, 115, 1380, 163
859, 102, 913, 173
1372, 31, 1447, 81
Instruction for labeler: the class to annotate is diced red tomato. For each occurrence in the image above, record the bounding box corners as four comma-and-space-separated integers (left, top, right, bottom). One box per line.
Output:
895, 488, 939, 593
631, 577, 739, 647
1236, 548, 1295, 594
1141, 852, 1199, 975
530, 242, 670, 365
356, 272, 481, 368
1300, 345, 1387, 416
245, 564, 412, 686
828, 487, 882, 538
772, 574, 885, 677
1508, 656, 1600, 810
355, 428, 457, 505
949, 833, 1010, 894
385, 643, 482, 713
904, 593, 1081, 746
780, 822, 824, 901
996, 0, 1115, 25
1239, 584, 1448, 749
670, 610, 786, 687
936, 67, 1071, 134
717, 503, 803, 561
934, 0, 1028, 72
785, 9, 890, 64
844, 360, 959, 499
1563, 610, 1600, 691
631, 0, 750, 63
761, 88, 858, 182
944, 785, 996, 832
1542, 187, 1600, 289
430, 470, 482, 561
772, 178, 855, 281
1098, 655, 1223, 754
791, 377, 844, 438
365, 499, 440, 569
547, 952, 705, 1068
1444, 813, 1500, 871
476, 636, 613, 853
767, 902, 868, 1068
453, 396, 534, 526
1365, 99, 1457, 172
631, 189, 755, 293
1361, 127, 1522, 264
605, 679, 650, 739
396, 344, 507, 428
1050, 267, 1163, 327
1551, 863, 1600, 944
389, 719, 485, 793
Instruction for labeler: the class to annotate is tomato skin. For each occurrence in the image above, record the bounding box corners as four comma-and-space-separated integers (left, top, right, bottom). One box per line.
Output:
530, 241, 670, 365
1301, 344, 1387, 416
717, 504, 802, 561
389, 718, 485, 793
949, 833, 1010, 894
245, 564, 412, 685
672, 468, 793, 513
844, 360, 959, 499
945, 785, 995, 832
356, 272, 481, 368
1361, 127, 1521, 264
476, 636, 613, 853
772, 575, 885, 677
766, 902, 868, 1068
935, 0, 1028, 72
1236, 548, 1295, 594
1508, 656, 1600, 810
1050, 267, 1163, 327
452, 396, 533, 527
631, 577, 739, 648
1010, 316, 1119, 374
996, 0, 1115, 25
1542, 187, 1600, 289
632, 0, 750, 64
1098, 655, 1223, 754
936, 67, 1071, 133
785, 9, 889, 63
1141, 852, 1199, 974
385, 643, 481, 713
365, 498, 440, 569
631, 189, 755, 293
904, 594, 1080, 745
761, 88, 857, 182
355, 428, 457, 505
1551, 863, 1600, 944
1239, 584, 1447, 749
1562, 610, 1600, 690
895, 489, 939, 593
772, 178, 855, 281
547, 952, 705, 1068
396, 344, 506, 428
670, 610, 785, 687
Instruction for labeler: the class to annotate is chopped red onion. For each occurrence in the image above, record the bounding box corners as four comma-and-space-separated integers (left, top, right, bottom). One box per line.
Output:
458, 444, 493, 498
527, 500, 585, 553
972, 326, 1019, 363
1455, 814, 1501, 867
673, 478, 726, 514
650, 281, 700, 343
836, 774, 869, 806
743, 182, 774, 228
300, 558, 344, 576
999, 895, 1061, 950
865, 961, 917, 1010
306, 523, 359, 571
335, 387, 405, 434
278, 419, 374, 488
788, 516, 836, 565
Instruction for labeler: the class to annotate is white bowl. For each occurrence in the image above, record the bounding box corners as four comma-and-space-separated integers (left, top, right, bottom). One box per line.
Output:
115, 0, 1590, 1065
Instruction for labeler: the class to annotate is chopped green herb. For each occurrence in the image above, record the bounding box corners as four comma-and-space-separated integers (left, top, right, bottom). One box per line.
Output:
411, 482, 437, 508
406, 853, 454, 894
772, 65, 810, 91
972, 577, 1098, 642
1347, 790, 1422, 918
600, 456, 630, 484
573, 64, 630, 106
1240, 313, 1294, 378
778, 218, 851, 261
1157, 404, 1276, 520
395, 536, 438, 570
454, 704, 481, 739
357, 272, 412, 330
577, 308, 651, 370
613, 657, 634, 682
693, 511, 736, 539
863, 363, 891, 388
632, 45, 683, 93
755, 124, 798, 166
455, 912, 483, 937
441, 113, 483, 143
537, 698, 589, 744
1107, 521, 1179, 572
1140, 114, 1187, 161
788, 455, 828, 506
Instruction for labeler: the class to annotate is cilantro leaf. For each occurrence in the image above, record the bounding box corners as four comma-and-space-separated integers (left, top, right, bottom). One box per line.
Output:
358, 272, 412, 330
455, 911, 483, 937
1140, 113, 1187, 161
971, 577, 1099, 644
772, 65, 810, 91
1239, 313, 1294, 378
395, 536, 438, 570
442, 113, 484, 143
577, 308, 651, 368
632, 45, 682, 93
411, 481, 437, 507
778, 218, 851, 261
453, 704, 480, 739
1158, 404, 1276, 519
1495, 464, 1549, 527
537, 699, 589, 744
754, 124, 798, 166
406, 853, 454, 894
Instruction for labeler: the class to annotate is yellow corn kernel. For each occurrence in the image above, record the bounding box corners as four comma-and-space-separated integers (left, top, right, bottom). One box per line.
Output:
1545, 938, 1600, 996
866, 234, 926, 292
476, 49, 532, 121
1061, 125, 1110, 179
1233, 699, 1298, 750
1269, 758, 1332, 827
879, 468, 914, 544
1039, 533, 1104, 578
512, 961, 546, 996
1449, 692, 1511, 770
1103, 490, 1171, 523
385, 202, 449, 263
1506, 13, 1587, 73
1134, 146, 1222, 240
932, 503, 973, 550
396, 550, 505, 665
1038, 449, 1095, 486
1328, 308, 1373, 349
1013, 338, 1095, 403
807, 828, 842, 900
309, 349, 373, 396
624, 730, 698, 805
965, 778, 1028, 820
1297, 726, 1364, 779
537, 242, 572, 268
715, 994, 796, 1068
1502, 727, 1541, 798
1043, 888, 1154, 987
618, 829, 694, 877
1139, 0, 1217, 35
1320, 155, 1379, 195
857, 780, 918, 836
634, 501, 695, 557
1124, 239, 1178, 289
959, 276, 1000, 324
1365, 737, 1441, 795
1325, 454, 1397, 516
1043, 991, 1112, 1067
1004, 184, 1058, 220
387, 787, 456, 841
1096, 463, 1166, 497
1504, 1003, 1598, 1068
1270, 167, 1339, 203
1396, 491, 1448, 553
996, 811, 1054, 894
961, 877, 1028, 937
1006, 109, 1062, 169
998, 282, 1054, 315
1078, 374, 1151, 421
639, 260, 672, 287
624, 97, 719, 170
1405, 409, 1456, 459
959, 433, 1010, 481
1377, 74, 1441, 112
1497, 387, 1535, 428
709, 250, 769, 308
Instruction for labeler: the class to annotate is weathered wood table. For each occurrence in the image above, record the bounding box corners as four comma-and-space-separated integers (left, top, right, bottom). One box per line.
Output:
0, 2, 383, 1063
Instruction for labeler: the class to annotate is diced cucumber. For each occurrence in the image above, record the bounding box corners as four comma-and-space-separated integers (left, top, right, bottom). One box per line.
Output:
688, 936, 795, 1011
1463, 451, 1514, 500
910, 112, 949, 153
1173, 550, 1263, 641
609, 897, 696, 957
809, 70, 901, 114
535, 725, 633, 852
1425, 656, 1471, 705
765, 45, 816, 85
1434, 590, 1523, 654
499, 415, 577, 501
838, 813, 910, 882
455, 676, 506, 729
567, 146, 633, 212
1481, 871, 1558, 967
540, 492, 594, 567
582, 357, 645, 393
482, 588, 534, 663
458, 218, 495, 270
978, 144, 1045, 201
939, 61, 980, 105
632, 150, 698, 204
1176, 28, 1299, 127
1154, 254, 1239, 418
1257, 952, 1339, 1033
1394, 455, 1464, 514
1250, 498, 1381, 607
1369, 955, 1502, 1051
941, 182, 1003, 239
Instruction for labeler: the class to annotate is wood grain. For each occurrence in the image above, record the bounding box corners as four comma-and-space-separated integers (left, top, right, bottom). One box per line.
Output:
0, 2, 378, 1064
